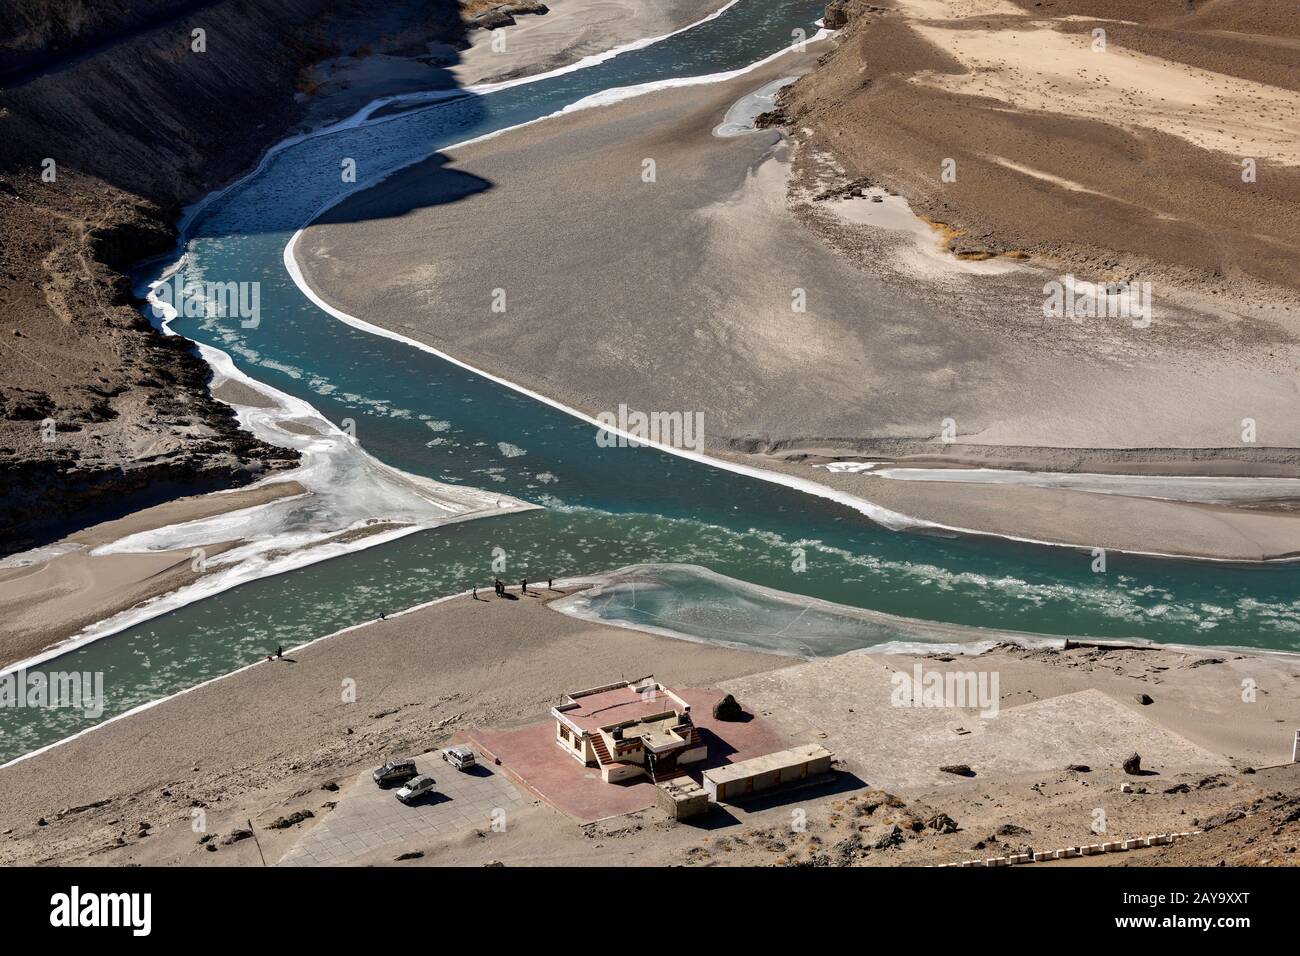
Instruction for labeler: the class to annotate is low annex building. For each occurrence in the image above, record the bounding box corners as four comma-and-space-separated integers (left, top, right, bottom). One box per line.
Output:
552, 678, 706, 783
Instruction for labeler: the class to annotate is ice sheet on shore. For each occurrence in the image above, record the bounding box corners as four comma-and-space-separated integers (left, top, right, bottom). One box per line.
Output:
868, 467, 1300, 504
713, 76, 797, 137
552, 563, 1063, 657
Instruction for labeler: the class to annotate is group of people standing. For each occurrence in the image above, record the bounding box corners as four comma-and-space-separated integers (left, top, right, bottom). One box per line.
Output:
474, 576, 554, 600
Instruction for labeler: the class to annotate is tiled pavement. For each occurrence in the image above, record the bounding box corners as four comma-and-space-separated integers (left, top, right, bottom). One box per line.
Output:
278, 750, 526, 866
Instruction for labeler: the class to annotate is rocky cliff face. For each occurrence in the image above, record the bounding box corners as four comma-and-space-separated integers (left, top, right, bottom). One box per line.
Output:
0, 0, 466, 554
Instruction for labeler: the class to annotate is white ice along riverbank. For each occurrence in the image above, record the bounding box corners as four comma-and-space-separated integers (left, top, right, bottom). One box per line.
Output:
713, 75, 799, 136
550, 564, 1300, 663
550, 563, 1071, 658
0, 263, 538, 673
841, 465, 1300, 505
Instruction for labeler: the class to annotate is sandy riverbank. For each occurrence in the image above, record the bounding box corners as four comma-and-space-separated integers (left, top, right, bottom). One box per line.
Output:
0, 586, 782, 866
0, 481, 306, 670
1, 585, 1294, 867
294, 38, 1300, 560
724, 450, 1300, 561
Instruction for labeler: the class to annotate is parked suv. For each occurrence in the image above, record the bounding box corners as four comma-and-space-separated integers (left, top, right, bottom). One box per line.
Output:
396, 775, 437, 805
372, 759, 418, 788
441, 745, 477, 771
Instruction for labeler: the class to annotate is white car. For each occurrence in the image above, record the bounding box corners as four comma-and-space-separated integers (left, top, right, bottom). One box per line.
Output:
441, 745, 477, 771
395, 775, 437, 805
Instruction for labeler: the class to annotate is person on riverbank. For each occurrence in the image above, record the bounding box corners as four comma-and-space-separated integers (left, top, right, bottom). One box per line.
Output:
521, 578, 528, 594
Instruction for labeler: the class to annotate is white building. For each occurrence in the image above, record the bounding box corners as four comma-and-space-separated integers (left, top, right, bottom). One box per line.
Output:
552, 677, 706, 783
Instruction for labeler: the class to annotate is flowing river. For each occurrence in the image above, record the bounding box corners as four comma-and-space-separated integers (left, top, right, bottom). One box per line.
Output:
4, 0, 1299, 763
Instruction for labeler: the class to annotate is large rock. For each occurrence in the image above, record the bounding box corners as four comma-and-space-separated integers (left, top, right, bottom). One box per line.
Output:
471, 9, 516, 29
712, 693, 744, 721
1122, 752, 1143, 775
471, 2, 549, 30
927, 812, 959, 834
872, 824, 904, 849
1203, 808, 1245, 830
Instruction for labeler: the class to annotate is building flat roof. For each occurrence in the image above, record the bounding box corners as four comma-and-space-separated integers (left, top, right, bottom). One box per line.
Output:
702, 744, 834, 786
559, 686, 679, 733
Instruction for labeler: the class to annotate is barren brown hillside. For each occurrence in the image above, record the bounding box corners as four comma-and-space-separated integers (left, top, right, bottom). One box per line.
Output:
787, 0, 1300, 303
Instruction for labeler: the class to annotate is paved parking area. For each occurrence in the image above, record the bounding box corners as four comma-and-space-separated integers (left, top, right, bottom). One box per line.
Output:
278, 750, 526, 866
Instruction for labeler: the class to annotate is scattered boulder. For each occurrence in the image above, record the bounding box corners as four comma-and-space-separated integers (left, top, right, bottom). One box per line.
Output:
996, 822, 1030, 837
320, 781, 339, 792
1122, 752, 1143, 775
828, 833, 868, 866
873, 824, 904, 849
1135, 693, 1154, 705
939, 764, 975, 777
268, 809, 314, 829
1164, 783, 1191, 794
1066, 764, 1091, 773
1203, 809, 1246, 830
221, 828, 253, 845
926, 813, 959, 834
471, 8, 515, 29
395, 850, 424, 861
712, 693, 744, 721
470, 2, 548, 30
